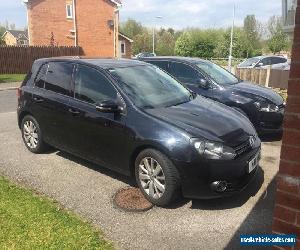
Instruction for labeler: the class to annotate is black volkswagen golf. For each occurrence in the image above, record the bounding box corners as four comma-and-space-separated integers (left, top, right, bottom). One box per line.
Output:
140, 57, 285, 136
18, 58, 261, 206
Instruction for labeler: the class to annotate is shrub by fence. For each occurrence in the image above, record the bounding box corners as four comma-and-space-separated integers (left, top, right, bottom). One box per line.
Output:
0, 46, 82, 74
235, 67, 290, 89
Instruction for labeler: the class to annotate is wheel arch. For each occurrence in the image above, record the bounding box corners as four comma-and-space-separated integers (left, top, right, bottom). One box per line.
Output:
18, 111, 34, 128
129, 143, 172, 179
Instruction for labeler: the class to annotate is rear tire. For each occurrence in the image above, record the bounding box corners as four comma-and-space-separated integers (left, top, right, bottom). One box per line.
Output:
21, 115, 48, 154
135, 149, 181, 207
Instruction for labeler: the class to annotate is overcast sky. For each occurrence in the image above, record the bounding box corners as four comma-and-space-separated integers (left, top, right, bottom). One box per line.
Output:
1, 0, 282, 30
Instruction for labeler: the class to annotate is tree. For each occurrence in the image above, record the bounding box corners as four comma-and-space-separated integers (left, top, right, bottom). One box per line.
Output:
0, 23, 7, 45
267, 16, 289, 54
243, 15, 262, 57
214, 28, 248, 58
156, 31, 176, 56
175, 29, 222, 58
132, 31, 152, 55
119, 19, 144, 39
174, 31, 194, 56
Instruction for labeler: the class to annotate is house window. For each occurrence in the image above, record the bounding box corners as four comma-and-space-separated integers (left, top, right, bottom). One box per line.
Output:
66, 4, 73, 19
121, 42, 126, 55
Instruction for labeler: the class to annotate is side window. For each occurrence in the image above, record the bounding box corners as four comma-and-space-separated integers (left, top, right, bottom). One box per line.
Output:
272, 57, 287, 64
149, 61, 169, 71
260, 58, 272, 66
169, 62, 203, 85
35, 64, 48, 88
74, 65, 117, 104
44, 62, 73, 95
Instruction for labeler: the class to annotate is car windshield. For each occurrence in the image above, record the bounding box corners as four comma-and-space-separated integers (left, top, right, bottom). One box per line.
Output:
109, 65, 193, 109
196, 61, 240, 85
239, 57, 261, 67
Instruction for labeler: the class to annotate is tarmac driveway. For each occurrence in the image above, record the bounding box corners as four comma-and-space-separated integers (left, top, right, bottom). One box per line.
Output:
0, 89, 281, 250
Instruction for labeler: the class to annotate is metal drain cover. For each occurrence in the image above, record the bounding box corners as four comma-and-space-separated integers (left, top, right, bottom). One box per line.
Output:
113, 187, 154, 212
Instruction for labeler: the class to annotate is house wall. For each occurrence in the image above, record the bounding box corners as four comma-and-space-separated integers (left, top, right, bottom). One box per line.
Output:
75, 0, 116, 56
27, 0, 117, 56
119, 36, 132, 58
27, 0, 75, 46
3, 33, 17, 46
272, 0, 300, 249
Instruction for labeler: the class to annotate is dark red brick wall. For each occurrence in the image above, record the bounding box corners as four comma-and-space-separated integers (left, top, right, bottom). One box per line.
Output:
28, 0, 74, 46
272, 1, 300, 249
28, 0, 117, 56
119, 35, 132, 58
76, 0, 116, 56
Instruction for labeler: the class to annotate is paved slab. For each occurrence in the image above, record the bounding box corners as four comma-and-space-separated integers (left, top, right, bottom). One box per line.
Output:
0, 90, 281, 250
0, 89, 18, 113
0, 82, 21, 91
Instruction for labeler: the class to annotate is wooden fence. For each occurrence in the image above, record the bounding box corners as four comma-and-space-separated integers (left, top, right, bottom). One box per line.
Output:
235, 67, 290, 89
0, 46, 82, 74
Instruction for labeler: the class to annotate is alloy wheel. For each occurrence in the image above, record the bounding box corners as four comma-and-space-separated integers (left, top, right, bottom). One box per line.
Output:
23, 120, 38, 149
138, 157, 166, 199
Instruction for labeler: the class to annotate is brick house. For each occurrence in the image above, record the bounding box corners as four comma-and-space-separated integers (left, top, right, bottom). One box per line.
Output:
272, 0, 300, 249
119, 32, 133, 58
23, 0, 132, 58
1, 30, 29, 46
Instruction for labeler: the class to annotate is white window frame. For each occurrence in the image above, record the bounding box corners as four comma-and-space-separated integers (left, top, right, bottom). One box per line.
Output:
66, 4, 73, 19
120, 41, 126, 56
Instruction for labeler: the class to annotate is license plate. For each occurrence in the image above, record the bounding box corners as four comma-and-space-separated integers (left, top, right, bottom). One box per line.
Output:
248, 152, 260, 173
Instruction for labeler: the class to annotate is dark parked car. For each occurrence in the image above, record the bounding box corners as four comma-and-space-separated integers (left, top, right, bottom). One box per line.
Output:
237, 56, 289, 69
18, 58, 261, 206
140, 57, 285, 135
135, 52, 156, 59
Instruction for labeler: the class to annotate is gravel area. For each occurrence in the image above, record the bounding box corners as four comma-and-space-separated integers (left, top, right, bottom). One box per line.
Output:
0, 90, 281, 250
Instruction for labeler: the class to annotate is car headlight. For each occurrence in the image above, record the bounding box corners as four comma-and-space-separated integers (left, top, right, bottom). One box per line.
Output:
254, 101, 279, 112
191, 139, 236, 160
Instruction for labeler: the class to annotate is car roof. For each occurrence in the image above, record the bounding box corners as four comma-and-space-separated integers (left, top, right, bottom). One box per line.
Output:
34, 57, 149, 69
141, 56, 208, 64
246, 55, 285, 60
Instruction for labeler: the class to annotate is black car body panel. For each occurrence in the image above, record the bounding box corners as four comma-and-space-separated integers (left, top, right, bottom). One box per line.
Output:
18, 57, 261, 199
140, 57, 285, 135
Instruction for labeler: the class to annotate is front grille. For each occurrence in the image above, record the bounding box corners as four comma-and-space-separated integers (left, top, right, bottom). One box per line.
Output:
234, 139, 252, 156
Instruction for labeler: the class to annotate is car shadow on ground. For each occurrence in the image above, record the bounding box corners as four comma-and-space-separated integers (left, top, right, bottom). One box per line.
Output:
53, 148, 265, 211
54, 150, 135, 186
224, 177, 276, 250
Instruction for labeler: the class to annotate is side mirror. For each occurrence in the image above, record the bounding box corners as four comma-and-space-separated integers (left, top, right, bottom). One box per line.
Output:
256, 62, 264, 67
96, 100, 122, 113
198, 79, 210, 89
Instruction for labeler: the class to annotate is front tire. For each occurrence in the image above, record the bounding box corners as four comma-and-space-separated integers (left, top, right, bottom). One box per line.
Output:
135, 149, 181, 206
21, 115, 47, 154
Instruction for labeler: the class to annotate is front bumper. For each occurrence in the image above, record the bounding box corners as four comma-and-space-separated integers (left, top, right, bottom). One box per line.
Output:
174, 147, 261, 199
255, 108, 284, 135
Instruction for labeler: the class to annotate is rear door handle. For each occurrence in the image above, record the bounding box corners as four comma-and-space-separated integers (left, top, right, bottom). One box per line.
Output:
33, 97, 44, 103
68, 108, 81, 115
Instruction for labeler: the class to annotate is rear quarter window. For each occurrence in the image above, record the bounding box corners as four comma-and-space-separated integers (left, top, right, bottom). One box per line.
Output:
21, 71, 33, 87
35, 64, 49, 88
44, 62, 74, 96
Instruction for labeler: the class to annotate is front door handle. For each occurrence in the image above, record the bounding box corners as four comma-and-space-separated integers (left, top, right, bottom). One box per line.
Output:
33, 97, 44, 103
68, 108, 81, 115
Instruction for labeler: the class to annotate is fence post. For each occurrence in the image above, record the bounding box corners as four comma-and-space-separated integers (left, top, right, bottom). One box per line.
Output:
265, 66, 271, 88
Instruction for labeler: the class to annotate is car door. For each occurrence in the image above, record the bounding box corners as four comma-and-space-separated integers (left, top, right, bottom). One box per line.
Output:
168, 61, 215, 99
67, 64, 127, 172
30, 62, 74, 149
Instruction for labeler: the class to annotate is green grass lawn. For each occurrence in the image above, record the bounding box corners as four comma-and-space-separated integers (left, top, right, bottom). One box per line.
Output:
0, 176, 113, 250
0, 74, 26, 83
